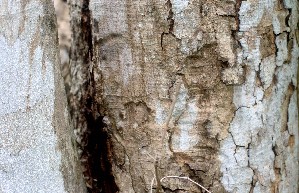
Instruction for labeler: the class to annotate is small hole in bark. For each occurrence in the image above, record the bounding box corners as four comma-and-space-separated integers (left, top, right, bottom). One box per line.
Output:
221, 61, 229, 69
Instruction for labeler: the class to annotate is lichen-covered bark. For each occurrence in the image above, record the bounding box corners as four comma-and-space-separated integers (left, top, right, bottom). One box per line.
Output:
68, 0, 298, 192
220, 0, 299, 192
0, 1, 86, 192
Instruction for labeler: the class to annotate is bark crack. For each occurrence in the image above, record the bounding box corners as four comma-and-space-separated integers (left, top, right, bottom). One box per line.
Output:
161, 0, 175, 49
166, 0, 174, 34
249, 169, 257, 193
247, 138, 257, 193
73, 1, 119, 192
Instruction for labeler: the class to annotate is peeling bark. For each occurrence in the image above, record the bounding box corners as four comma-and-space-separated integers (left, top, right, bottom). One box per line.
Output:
67, 0, 298, 192
220, 0, 299, 192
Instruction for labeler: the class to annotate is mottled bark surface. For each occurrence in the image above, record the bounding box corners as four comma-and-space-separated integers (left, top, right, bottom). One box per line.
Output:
0, 0, 86, 192
220, 0, 299, 192
67, 0, 298, 192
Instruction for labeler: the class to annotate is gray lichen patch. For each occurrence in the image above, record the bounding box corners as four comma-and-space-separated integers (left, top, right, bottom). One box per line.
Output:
220, 0, 299, 192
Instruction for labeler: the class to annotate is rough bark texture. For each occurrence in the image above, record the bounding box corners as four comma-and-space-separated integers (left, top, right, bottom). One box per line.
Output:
220, 0, 299, 192
68, 0, 298, 192
0, 1, 86, 192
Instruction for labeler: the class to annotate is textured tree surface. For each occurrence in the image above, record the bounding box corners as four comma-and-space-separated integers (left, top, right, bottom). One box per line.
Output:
68, 0, 298, 192
0, 1, 86, 192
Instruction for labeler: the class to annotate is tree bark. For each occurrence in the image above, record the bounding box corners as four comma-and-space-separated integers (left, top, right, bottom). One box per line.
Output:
0, 1, 86, 192
68, 0, 298, 192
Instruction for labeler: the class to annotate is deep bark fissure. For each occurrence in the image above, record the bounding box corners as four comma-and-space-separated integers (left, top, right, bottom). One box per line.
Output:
76, 1, 119, 192
84, 112, 119, 193
81, 0, 93, 63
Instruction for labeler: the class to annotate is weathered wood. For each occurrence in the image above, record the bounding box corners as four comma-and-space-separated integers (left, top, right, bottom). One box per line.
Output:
68, 0, 299, 192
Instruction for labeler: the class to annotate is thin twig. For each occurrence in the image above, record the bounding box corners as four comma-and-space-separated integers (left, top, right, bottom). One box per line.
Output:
160, 176, 212, 193
150, 175, 156, 193
144, 151, 156, 162
161, 82, 182, 154
165, 81, 182, 128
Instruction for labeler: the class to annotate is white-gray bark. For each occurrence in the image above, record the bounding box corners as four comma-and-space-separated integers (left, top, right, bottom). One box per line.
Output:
220, 1, 299, 192
0, 1, 86, 192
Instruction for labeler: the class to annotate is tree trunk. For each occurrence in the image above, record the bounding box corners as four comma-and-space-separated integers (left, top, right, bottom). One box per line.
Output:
68, 0, 299, 192
0, 1, 86, 192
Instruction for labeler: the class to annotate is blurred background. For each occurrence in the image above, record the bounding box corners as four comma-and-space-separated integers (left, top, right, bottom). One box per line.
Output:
54, 0, 72, 93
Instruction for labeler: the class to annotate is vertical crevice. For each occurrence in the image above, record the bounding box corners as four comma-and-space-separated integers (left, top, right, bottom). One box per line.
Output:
79, 1, 119, 192
54, 0, 119, 192
81, 0, 93, 64
83, 111, 119, 193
